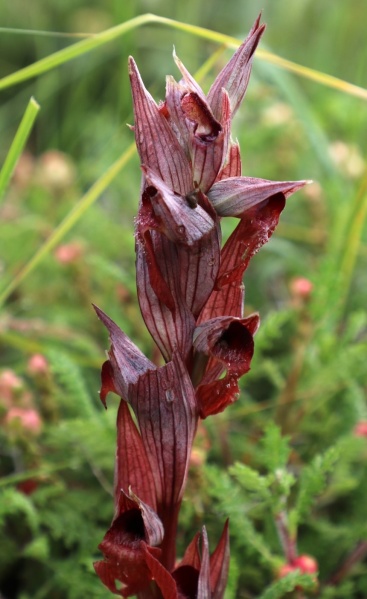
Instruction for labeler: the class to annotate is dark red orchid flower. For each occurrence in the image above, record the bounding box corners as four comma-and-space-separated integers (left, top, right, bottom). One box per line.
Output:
94, 15, 309, 598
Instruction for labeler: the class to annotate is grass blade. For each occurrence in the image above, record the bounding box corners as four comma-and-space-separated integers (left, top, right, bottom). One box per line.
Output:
0, 15, 366, 101
0, 97, 40, 204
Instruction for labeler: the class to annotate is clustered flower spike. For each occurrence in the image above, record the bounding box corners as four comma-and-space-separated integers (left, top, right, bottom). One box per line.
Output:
94, 15, 308, 598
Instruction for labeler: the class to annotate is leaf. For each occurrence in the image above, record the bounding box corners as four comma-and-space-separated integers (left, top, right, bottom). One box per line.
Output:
229, 463, 271, 501
257, 571, 317, 599
290, 446, 339, 530
260, 423, 291, 472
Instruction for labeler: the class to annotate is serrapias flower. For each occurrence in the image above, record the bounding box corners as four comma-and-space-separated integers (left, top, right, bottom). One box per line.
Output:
127, 14, 308, 406
95, 15, 309, 598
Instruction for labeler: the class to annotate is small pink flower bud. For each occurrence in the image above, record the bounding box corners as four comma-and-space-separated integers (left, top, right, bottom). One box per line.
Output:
5, 407, 43, 435
0, 369, 23, 391
290, 277, 314, 300
0, 369, 24, 408
277, 555, 318, 590
277, 563, 296, 579
293, 554, 318, 574
27, 354, 49, 375
54, 242, 83, 264
354, 421, 367, 438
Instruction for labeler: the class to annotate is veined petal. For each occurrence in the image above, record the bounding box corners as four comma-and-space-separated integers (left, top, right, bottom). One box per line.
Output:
142, 547, 179, 599
208, 15, 265, 120
165, 75, 191, 153
173, 526, 228, 599
136, 231, 196, 361
210, 520, 230, 599
173, 48, 209, 105
94, 306, 155, 406
182, 92, 222, 140
115, 400, 157, 512
209, 177, 310, 217
94, 489, 164, 597
143, 166, 216, 246
115, 489, 164, 547
129, 352, 198, 509
194, 315, 259, 373
197, 374, 240, 418
197, 528, 211, 599
129, 56, 192, 195
193, 315, 258, 417
136, 185, 221, 357
191, 89, 231, 193
216, 140, 242, 180
199, 193, 287, 320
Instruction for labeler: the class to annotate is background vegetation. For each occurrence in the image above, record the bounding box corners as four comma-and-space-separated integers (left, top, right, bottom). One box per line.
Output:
0, 1, 366, 598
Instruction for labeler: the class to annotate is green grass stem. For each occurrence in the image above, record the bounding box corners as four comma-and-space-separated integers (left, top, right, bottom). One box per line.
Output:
0, 97, 40, 204
338, 168, 367, 310
0, 15, 366, 101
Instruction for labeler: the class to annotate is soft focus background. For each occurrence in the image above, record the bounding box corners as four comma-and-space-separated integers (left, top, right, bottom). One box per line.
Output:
1, 1, 367, 598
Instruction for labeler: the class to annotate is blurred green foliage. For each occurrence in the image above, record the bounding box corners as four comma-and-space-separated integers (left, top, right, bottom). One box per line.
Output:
0, 0, 367, 597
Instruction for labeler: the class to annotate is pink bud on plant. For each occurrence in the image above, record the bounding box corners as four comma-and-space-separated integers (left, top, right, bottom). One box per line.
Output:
354, 421, 367, 438
27, 353, 49, 376
5, 407, 43, 435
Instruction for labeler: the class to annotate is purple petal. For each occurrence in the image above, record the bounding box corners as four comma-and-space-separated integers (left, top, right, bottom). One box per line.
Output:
199, 193, 287, 320
94, 490, 164, 597
129, 351, 198, 509
115, 488, 164, 547
142, 547, 179, 599
173, 49, 209, 105
190, 89, 231, 193
193, 316, 258, 417
216, 141, 242, 180
209, 177, 309, 217
115, 400, 157, 512
135, 186, 221, 357
129, 56, 192, 195
143, 166, 216, 246
210, 520, 230, 599
165, 75, 191, 152
93, 305, 155, 405
194, 315, 259, 372
136, 230, 196, 361
197, 528, 211, 599
208, 15, 266, 120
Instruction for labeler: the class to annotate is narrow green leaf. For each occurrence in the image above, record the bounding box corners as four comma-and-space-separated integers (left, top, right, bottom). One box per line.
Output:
0, 97, 40, 204
0, 15, 366, 101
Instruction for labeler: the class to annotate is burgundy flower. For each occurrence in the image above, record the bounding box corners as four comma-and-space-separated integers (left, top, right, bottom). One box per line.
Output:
94, 15, 309, 598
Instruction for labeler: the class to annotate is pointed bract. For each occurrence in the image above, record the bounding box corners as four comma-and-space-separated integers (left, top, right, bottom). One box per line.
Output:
200, 193, 287, 320
115, 400, 157, 512
209, 177, 309, 217
129, 352, 198, 509
208, 15, 265, 120
94, 306, 155, 405
143, 166, 216, 246
129, 56, 192, 195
